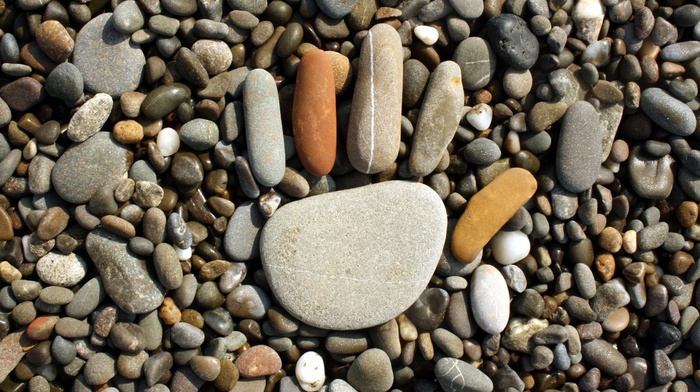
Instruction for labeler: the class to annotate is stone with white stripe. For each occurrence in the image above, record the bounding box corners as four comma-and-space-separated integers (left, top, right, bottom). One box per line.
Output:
435, 357, 493, 392
453, 37, 497, 90
347, 24, 403, 174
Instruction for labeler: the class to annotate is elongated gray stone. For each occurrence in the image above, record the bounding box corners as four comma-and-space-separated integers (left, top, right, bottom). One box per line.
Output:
409, 61, 464, 177
581, 339, 628, 376
51, 132, 132, 204
556, 101, 602, 193
435, 357, 493, 392
261, 181, 446, 330
641, 87, 697, 136
86, 229, 164, 314
243, 69, 285, 187
223, 201, 265, 261
347, 24, 403, 174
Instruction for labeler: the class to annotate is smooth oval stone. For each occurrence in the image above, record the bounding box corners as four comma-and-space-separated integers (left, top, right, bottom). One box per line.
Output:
51, 132, 132, 204
449, 0, 483, 18
45, 62, 84, 105
36, 251, 88, 287
86, 228, 164, 314
223, 201, 265, 261
581, 339, 628, 376
452, 168, 537, 264
66, 93, 113, 143
453, 37, 497, 90
640, 87, 696, 136
293, 49, 336, 177
261, 181, 446, 330
347, 24, 403, 174
435, 357, 493, 392
141, 83, 191, 120
112, 1, 144, 34
556, 101, 602, 193
470, 264, 510, 334
0, 77, 45, 111
409, 61, 464, 177
179, 119, 218, 151
486, 14, 539, 70
243, 69, 285, 187
73, 13, 146, 97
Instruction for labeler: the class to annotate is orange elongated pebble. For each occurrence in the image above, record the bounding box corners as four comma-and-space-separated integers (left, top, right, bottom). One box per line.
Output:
451, 168, 537, 264
292, 49, 337, 177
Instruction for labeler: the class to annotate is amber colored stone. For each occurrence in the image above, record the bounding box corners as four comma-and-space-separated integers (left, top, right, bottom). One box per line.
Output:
112, 120, 144, 144
35, 20, 74, 63
676, 201, 698, 228
451, 168, 537, 263
25, 316, 59, 341
292, 49, 336, 176
0, 207, 13, 241
595, 252, 616, 281
159, 297, 181, 326
234, 345, 282, 378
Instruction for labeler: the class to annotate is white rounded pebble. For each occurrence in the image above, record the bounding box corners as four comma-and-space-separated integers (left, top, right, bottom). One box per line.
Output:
295, 351, 325, 391
490, 230, 530, 265
414, 25, 439, 45
156, 127, 179, 157
470, 264, 510, 334
175, 246, 192, 261
466, 103, 492, 131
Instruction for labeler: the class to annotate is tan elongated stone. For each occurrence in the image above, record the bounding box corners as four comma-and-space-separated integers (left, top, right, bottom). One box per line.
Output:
451, 168, 537, 264
293, 49, 337, 176
347, 24, 402, 174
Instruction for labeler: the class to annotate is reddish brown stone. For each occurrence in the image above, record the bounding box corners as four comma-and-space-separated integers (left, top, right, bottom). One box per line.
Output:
676, 201, 698, 228
25, 316, 59, 341
451, 168, 537, 264
20, 42, 58, 74
36, 20, 74, 63
292, 49, 336, 177
234, 345, 282, 378
0, 77, 45, 111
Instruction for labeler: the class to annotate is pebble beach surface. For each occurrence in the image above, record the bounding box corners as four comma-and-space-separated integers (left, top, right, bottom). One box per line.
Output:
1, 0, 700, 391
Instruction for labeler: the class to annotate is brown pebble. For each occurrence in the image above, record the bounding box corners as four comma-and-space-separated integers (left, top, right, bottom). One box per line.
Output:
292, 49, 337, 176
214, 360, 240, 391
598, 227, 622, 253
676, 201, 698, 228
0, 207, 15, 241
36, 20, 74, 63
199, 260, 231, 281
100, 215, 136, 239
668, 251, 694, 275
159, 297, 181, 326
595, 253, 616, 281
36, 207, 69, 241
181, 309, 205, 329
113, 120, 144, 144
235, 345, 282, 378
26, 315, 59, 341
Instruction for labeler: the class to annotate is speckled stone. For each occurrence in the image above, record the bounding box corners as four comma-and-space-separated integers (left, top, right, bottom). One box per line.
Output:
73, 13, 146, 97
35, 251, 88, 287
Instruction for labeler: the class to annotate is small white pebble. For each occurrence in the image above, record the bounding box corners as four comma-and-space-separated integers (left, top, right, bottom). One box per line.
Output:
156, 127, 179, 157
466, 103, 492, 131
414, 25, 439, 46
295, 351, 325, 392
174, 245, 192, 261
490, 230, 530, 265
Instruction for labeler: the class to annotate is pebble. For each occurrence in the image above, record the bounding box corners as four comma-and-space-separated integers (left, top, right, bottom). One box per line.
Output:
347, 24, 403, 174
223, 201, 265, 261
452, 168, 537, 264
113, 1, 144, 34
0, 77, 45, 111
556, 101, 602, 193
463, 138, 501, 166
244, 69, 285, 187
52, 132, 131, 204
86, 229, 164, 314
486, 14, 539, 70
453, 37, 496, 90
170, 322, 205, 349
470, 264, 510, 334
225, 284, 271, 320
262, 181, 446, 330
235, 345, 282, 377
572, 0, 605, 43
293, 49, 337, 176
641, 88, 696, 136
295, 351, 325, 391
435, 357, 493, 392
490, 230, 530, 265
346, 348, 393, 392
409, 61, 463, 177
66, 93, 113, 143
627, 146, 674, 199
35, 251, 87, 287
179, 119, 219, 151
73, 13, 146, 97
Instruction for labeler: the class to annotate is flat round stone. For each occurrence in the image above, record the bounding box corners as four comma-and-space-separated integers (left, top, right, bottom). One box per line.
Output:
51, 132, 132, 204
73, 13, 146, 97
261, 181, 446, 330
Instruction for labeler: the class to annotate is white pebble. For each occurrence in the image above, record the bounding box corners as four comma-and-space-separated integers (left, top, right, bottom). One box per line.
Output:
490, 230, 530, 265
572, 0, 604, 43
156, 127, 179, 157
414, 25, 439, 45
466, 103, 492, 131
295, 351, 325, 391
175, 246, 192, 261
